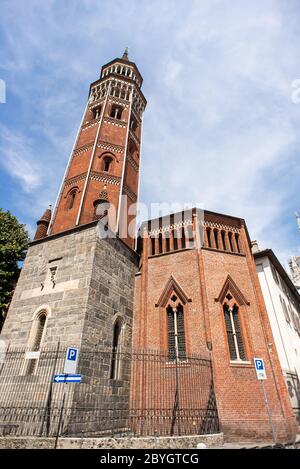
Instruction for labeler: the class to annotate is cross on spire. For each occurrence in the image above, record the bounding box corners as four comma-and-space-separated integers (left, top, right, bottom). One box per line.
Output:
122, 47, 129, 60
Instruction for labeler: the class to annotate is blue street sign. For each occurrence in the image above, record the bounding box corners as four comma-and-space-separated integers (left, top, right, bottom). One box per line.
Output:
254, 358, 267, 380
64, 347, 79, 374
67, 348, 77, 361
254, 358, 264, 370
53, 374, 82, 383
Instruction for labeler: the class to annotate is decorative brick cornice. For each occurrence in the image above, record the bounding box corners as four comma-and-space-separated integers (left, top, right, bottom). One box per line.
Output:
90, 171, 121, 186
89, 98, 105, 109
98, 141, 124, 154
81, 120, 99, 131
103, 117, 127, 128
73, 142, 94, 157
108, 97, 130, 108
123, 184, 137, 202
65, 173, 87, 187
127, 153, 139, 171
204, 221, 240, 233
148, 220, 193, 236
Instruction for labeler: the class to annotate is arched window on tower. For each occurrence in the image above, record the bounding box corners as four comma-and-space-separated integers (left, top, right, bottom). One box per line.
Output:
66, 188, 78, 210
26, 311, 47, 375
130, 116, 138, 133
223, 302, 246, 361
92, 105, 102, 120
102, 156, 113, 172
110, 318, 123, 380
167, 303, 186, 361
110, 104, 123, 120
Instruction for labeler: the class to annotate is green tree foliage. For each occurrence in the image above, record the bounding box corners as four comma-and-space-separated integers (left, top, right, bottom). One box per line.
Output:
0, 209, 29, 331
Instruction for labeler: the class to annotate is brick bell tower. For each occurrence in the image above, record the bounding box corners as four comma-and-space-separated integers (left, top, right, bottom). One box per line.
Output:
1, 50, 145, 358
46, 48, 146, 249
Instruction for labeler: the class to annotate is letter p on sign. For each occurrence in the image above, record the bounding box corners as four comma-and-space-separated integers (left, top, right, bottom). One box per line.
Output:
68, 348, 77, 360
64, 347, 79, 374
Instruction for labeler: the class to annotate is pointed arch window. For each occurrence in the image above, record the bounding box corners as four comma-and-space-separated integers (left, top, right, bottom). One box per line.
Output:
223, 303, 246, 361
26, 311, 47, 375
32, 312, 46, 351
110, 318, 123, 380
66, 187, 78, 210
167, 303, 186, 361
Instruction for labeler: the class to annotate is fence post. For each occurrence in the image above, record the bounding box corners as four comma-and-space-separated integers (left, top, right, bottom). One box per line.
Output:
39, 341, 60, 437
54, 379, 67, 449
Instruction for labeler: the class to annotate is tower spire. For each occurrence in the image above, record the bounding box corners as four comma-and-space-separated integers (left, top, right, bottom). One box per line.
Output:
122, 47, 129, 60
295, 211, 300, 233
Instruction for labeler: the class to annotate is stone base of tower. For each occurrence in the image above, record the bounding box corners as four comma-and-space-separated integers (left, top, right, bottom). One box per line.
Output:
0, 222, 139, 437
1, 221, 138, 349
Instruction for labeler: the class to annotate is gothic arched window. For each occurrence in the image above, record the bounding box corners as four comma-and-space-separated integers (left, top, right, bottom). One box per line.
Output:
167, 304, 186, 361
223, 303, 246, 361
66, 187, 78, 210
110, 318, 123, 380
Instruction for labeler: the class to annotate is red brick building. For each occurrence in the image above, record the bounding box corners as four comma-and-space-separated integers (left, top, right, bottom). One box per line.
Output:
2, 51, 297, 442
133, 209, 297, 439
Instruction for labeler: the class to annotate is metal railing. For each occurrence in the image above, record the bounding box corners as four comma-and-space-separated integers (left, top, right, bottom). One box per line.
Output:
0, 345, 219, 437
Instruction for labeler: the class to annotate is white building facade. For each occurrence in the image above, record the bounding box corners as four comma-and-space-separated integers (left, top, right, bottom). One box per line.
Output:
253, 244, 300, 424
289, 256, 300, 293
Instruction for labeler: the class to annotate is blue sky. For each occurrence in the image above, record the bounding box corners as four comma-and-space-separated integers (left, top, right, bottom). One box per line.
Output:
0, 0, 300, 267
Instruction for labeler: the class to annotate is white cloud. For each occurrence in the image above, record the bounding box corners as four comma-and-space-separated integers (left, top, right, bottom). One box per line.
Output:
0, 125, 42, 193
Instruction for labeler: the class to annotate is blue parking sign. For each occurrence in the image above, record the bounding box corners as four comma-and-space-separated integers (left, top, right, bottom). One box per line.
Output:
64, 347, 79, 374
254, 358, 267, 380
67, 348, 77, 361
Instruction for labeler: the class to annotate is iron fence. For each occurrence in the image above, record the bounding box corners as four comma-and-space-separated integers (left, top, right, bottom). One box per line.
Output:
0, 345, 219, 438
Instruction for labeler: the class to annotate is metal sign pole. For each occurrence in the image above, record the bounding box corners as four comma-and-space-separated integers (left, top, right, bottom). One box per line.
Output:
261, 380, 277, 445
54, 376, 67, 449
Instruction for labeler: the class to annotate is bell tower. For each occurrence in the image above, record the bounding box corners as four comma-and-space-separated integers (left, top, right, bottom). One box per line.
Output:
47, 49, 146, 249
